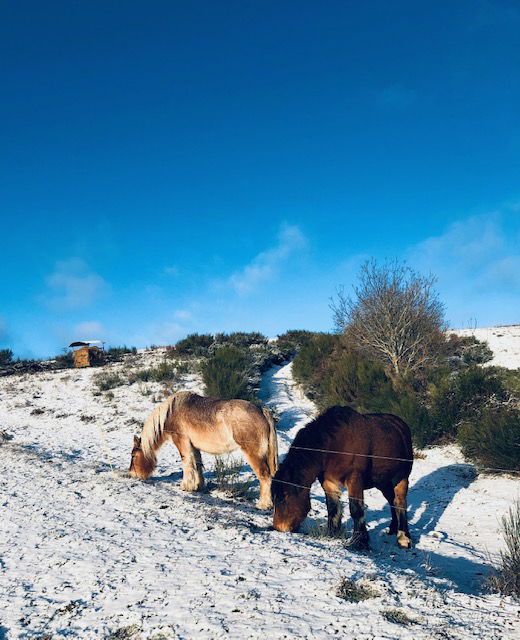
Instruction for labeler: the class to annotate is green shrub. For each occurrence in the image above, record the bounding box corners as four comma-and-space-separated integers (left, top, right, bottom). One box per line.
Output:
488, 499, 520, 598
274, 330, 316, 358
457, 407, 520, 472
130, 360, 178, 383
500, 368, 520, 397
0, 349, 13, 365
292, 333, 338, 387
106, 345, 137, 356
214, 332, 267, 348
428, 366, 508, 443
443, 334, 494, 366
201, 345, 253, 400
321, 345, 397, 412
175, 333, 214, 356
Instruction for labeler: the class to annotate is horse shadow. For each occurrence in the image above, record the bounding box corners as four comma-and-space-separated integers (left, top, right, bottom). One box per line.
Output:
356, 463, 477, 547
303, 462, 485, 594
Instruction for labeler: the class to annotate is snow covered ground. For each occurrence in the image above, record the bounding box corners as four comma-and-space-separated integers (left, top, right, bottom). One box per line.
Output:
1, 339, 519, 639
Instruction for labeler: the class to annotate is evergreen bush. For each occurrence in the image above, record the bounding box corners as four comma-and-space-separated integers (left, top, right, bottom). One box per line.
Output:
458, 407, 520, 472
175, 333, 215, 356
201, 345, 254, 400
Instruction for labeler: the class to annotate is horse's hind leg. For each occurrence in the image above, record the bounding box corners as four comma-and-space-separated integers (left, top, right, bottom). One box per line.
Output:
394, 478, 411, 549
172, 434, 204, 491
380, 483, 398, 536
242, 450, 272, 510
346, 473, 369, 549
321, 478, 343, 536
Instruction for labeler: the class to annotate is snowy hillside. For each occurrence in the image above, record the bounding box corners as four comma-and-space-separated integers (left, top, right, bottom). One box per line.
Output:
1, 341, 519, 639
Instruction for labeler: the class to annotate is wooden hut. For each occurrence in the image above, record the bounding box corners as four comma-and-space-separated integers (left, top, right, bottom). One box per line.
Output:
69, 341, 104, 367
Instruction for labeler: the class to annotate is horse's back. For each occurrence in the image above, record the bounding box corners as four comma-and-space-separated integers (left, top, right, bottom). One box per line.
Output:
174, 393, 271, 454
312, 406, 413, 488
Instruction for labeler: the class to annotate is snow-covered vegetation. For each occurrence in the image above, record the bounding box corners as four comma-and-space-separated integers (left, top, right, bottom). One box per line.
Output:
1, 328, 519, 638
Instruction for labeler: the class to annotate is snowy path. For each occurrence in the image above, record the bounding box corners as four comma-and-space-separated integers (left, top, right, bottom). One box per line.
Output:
0, 353, 519, 639
258, 361, 317, 452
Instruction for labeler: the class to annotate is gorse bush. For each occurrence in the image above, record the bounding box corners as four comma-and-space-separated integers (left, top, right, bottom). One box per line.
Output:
292, 333, 337, 390
428, 366, 509, 443
274, 330, 316, 358
174, 331, 270, 357
175, 333, 214, 356
458, 407, 520, 472
214, 332, 267, 348
443, 334, 494, 367
201, 345, 254, 401
106, 345, 137, 357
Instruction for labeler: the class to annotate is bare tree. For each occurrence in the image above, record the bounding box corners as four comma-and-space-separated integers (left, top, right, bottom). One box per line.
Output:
331, 260, 446, 380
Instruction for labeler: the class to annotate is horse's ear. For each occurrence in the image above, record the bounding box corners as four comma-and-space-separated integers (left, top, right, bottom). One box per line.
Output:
133, 435, 141, 447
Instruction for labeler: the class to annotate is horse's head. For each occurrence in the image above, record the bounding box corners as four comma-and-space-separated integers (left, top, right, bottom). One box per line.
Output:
129, 435, 154, 479
271, 471, 311, 533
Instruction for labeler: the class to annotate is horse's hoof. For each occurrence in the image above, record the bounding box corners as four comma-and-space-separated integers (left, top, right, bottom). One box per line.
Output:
397, 532, 412, 549
255, 500, 272, 510
180, 483, 204, 492
346, 534, 370, 551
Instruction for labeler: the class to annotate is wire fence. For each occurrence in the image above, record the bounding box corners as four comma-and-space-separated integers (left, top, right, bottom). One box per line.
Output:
101, 421, 520, 516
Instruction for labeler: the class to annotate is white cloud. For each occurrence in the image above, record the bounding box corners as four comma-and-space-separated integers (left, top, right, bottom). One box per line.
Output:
173, 309, 192, 321
407, 210, 520, 326
73, 321, 106, 339
229, 224, 307, 295
128, 321, 186, 347
412, 214, 504, 271
42, 258, 110, 311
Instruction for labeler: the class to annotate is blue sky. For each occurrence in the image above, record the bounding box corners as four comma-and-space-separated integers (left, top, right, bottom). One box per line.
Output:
1, 1, 519, 358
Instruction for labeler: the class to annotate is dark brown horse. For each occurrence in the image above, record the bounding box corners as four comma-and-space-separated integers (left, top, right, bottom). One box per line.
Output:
272, 406, 413, 548
129, 392, 278, 509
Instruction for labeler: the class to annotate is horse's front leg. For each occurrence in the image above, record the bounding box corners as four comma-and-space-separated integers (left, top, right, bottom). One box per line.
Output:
346, 472, 369, 549
321, 478, 343, 536
172, 434, 204, 491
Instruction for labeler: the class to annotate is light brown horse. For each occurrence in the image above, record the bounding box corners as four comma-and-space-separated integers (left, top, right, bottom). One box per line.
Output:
129, 391, 278, 509
272, 406, 413, 548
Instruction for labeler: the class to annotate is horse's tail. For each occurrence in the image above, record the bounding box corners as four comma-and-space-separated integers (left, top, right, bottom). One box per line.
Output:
141, 394, 177, 463
262, 407, 279, 475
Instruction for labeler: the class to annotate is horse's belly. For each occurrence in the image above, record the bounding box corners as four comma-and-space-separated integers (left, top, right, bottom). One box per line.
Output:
189, 430, 238, 455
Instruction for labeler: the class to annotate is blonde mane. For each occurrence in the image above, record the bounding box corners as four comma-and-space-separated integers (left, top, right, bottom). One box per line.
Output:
140, 392, 193, 460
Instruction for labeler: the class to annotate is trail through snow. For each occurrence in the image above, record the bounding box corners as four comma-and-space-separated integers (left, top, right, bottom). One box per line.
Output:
0, 351, 519, 639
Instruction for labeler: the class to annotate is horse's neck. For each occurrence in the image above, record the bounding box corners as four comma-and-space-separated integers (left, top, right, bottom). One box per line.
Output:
289, 451, 322, 487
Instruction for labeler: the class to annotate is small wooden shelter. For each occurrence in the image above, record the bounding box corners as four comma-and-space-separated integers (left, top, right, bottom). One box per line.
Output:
69, 341, 104, 368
